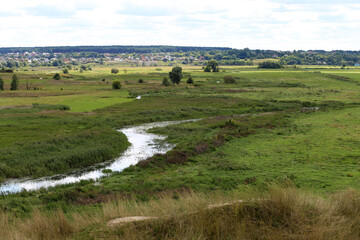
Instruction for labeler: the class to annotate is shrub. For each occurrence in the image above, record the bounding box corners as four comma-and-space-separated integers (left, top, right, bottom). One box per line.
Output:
138, 79, 144, 83
187, 76, 194, 84
53, 73, 61, 80
111, 68, 119, 74
223, 75, 236, 84
112, 81, 122, 89
0, 76, 3, 90
62, 69, 69, 74
258, 61, 283, 69
162, 77, 171, 86
0, 68, 14, 73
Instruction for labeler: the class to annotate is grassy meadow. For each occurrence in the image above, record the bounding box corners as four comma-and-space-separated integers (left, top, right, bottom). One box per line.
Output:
1, 64, 360, 239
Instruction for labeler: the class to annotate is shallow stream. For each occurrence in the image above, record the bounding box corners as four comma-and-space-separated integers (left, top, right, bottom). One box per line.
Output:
0, 120, 197, 194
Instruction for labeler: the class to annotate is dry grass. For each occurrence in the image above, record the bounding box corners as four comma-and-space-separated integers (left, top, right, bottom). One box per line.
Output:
2, 187, 360, 239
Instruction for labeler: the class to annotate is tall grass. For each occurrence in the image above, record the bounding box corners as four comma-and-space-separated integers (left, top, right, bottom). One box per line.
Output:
2, 186, 360, 239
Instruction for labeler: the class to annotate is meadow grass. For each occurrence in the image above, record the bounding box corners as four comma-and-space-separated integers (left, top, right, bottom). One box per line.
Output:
1, 186, 360, 240
1, 65, 360, 238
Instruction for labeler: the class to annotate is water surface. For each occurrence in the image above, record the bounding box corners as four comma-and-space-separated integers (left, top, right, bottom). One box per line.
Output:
0, 120, 197, 194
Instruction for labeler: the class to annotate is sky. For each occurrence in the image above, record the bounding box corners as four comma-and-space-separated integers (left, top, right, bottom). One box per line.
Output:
0, 0, 359, 50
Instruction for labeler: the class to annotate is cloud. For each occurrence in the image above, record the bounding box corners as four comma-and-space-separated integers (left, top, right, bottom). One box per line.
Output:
25, 4, 75, 18
0, 0, 359, 50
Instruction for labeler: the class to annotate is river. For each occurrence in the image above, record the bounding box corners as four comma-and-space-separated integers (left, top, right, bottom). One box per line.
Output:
0, 119, 197, 194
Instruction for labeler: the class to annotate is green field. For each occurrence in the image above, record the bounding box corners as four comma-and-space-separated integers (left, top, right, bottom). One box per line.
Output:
1, 64, 360, 239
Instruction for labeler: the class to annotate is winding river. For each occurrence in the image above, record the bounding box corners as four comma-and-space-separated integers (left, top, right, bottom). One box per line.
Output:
0, 119, 197, 194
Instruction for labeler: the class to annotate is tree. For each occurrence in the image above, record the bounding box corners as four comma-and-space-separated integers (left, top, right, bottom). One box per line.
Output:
204, 65, 211, 72
54, 73, 61, 80
187, 75, 194, 84
204, 60, 219, 72
26, 80, 33, 90
162, 77, 170, 86
111, 68, 119, 74
169, 66, 183, 84
112, 81, 122, 89
10, 74, 19, 90
63, 68, 69, 74
0, 76, 3, 90
138, 79, 144, 83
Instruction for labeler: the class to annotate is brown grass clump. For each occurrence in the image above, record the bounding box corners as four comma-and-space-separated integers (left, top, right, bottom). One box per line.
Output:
93, 186, 360, 240
2, 186, 360, 240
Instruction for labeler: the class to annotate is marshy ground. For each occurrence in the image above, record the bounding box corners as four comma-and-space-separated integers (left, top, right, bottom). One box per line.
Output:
1, 65, 360, 239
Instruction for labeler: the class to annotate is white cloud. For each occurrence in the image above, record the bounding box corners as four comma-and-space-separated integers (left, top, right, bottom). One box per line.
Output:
0, 0, 359, 50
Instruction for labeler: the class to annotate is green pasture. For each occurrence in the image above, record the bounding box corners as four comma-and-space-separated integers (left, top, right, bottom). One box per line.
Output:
2, 65, 360, 216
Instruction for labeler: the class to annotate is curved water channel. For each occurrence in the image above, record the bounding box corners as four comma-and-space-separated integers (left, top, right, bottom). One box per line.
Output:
0, 119, 198, 194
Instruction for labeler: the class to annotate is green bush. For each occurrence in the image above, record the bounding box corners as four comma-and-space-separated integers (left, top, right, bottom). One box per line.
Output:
53, 73, 61, 80
162, 77, 171, 86
223, 75, 236, 84
111, 68, 119, 74
187, 76, 194, 84
112, 81, 122, 89
0, 76, 3, 90
258, 61, 283, 69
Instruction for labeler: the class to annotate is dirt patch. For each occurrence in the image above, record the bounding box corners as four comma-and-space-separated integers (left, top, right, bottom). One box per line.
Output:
107, 216, 157, 227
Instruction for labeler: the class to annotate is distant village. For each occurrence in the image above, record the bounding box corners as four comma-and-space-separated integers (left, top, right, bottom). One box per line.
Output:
0, 51, 204, 68
1, 47, 360, 68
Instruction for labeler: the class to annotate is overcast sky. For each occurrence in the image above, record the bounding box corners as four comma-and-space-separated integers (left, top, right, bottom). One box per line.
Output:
1, 0, 359, 50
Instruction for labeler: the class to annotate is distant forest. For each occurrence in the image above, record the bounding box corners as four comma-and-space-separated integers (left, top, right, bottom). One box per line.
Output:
0, 45, 231, 54
1, 45, 360, 66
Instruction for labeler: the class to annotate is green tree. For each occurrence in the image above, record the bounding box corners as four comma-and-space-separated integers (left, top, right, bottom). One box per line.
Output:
10, 74, 19, 90
54, 73, 61, 80
169, 66, 183, 84
204, 60, 219, 72
0, 76, 4, 90
112, 81, 122, 89
62, 68, 69, 74
204, 65, 211, 72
